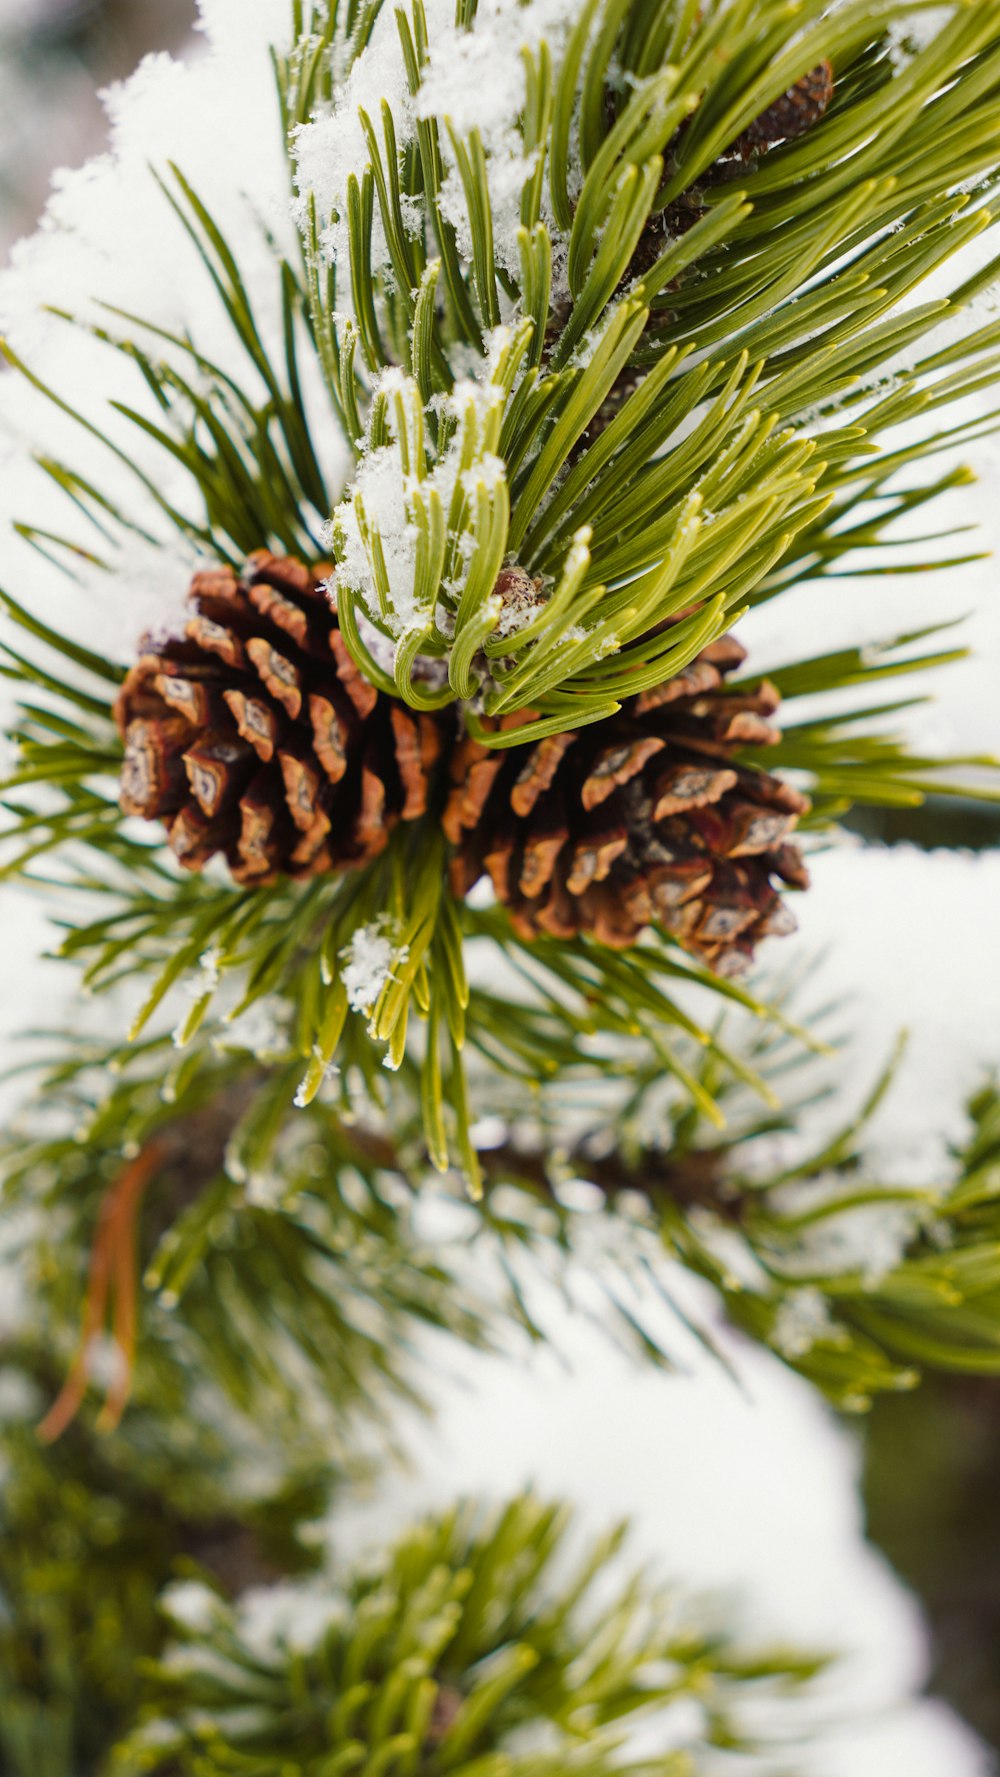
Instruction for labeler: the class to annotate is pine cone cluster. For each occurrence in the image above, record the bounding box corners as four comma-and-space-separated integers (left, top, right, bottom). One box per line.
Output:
116, 555, 809, 975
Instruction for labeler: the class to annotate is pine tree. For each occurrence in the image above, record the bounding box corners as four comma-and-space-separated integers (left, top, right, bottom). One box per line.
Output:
1, 0, 1000, 1767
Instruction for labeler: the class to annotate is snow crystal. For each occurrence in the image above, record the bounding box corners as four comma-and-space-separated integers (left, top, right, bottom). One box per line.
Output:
774, 1172, 930, 1286
292, 0, 445, 286
771, 1287, 838, 1360
340, 920, 409, 1015
193, 947, 222, 996
293, 1051, 340, 1109
461, 453, 506, 496
417, 0, 582, 276
885, 10, 957, 73
161, 1579, 220, 1634
776, 1198, 927, 1288
416, 0, 576, 140
335, 441, 422, 632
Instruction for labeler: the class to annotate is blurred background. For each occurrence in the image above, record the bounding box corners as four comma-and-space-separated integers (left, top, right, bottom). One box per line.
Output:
0, 1, 997, 1767
0, 0, 195, 258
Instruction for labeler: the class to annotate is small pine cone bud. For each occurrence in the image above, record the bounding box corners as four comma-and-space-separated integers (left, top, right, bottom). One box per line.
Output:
445, 635, 810, 977
493, 564, 546, 633
736, 61, 834, 154
659, 59, 834, 239
115, 551, 449, 884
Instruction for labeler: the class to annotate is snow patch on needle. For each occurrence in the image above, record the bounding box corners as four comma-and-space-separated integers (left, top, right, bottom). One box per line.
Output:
340, 919, 410, 1018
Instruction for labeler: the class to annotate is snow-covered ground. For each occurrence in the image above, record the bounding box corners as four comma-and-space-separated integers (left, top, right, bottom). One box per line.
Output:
329, 1271, 995, 1776
0, 5, 998, 1772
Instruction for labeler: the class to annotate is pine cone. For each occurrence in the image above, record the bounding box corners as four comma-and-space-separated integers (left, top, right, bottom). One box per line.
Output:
116, 551, 446, 884
116, 555, 809, 975
444, 635, 810, 975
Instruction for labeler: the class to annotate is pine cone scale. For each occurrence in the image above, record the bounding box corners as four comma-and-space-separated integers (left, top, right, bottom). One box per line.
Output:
510, 731, 576, 816
651, 762, 737, 817
183, 731, 254, 819
224, 688, 283, 762
582, 734, 665, 810
245, 638, 303, 719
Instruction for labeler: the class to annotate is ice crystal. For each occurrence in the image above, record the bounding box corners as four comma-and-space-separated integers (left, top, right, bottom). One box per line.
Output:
340, 920, 409, 1015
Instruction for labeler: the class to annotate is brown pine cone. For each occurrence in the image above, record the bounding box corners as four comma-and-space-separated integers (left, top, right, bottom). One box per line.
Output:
444, 635, 810, 975
116, 554, 809, 975
116, 551, 446, 884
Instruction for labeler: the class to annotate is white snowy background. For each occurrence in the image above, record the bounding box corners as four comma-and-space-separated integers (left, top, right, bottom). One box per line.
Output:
0, 4, 998, 1774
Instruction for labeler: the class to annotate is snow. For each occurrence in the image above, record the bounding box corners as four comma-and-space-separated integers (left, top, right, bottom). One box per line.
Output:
333, 440, 423, 631
788, 843, 1000, 1180
0, 886, 76, 1124
238, 1581, 345, 1656
415, 0, 577, 142
292, 1, 431, 289
416, 0, 582, 279
0, 0, 351, 683
330, 1263, 989, 1777
160, 1578, 223, 1634
885, 11, 958, 72
294, 0, 582, 291
340, 918, 408, 1015
330, 356, 510, 638
767, 1176, 934, 1284
771, 1285, 839, 1358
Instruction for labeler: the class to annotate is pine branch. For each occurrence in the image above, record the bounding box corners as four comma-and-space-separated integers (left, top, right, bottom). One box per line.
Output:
117, 1494, 826, 1775
1, 1034, 489, 1438
0, 1324, 331, 1777
11, 1002, 1000, 1418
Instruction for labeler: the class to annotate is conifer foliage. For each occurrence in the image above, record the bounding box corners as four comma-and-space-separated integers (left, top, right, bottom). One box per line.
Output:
1, 1, 1000, 1767
119, 1496, 823, 1777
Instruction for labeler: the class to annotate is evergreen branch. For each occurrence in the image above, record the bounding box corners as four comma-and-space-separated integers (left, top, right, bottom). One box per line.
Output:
1, 1035, 489, 1438
117, 1495, 825, 1775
